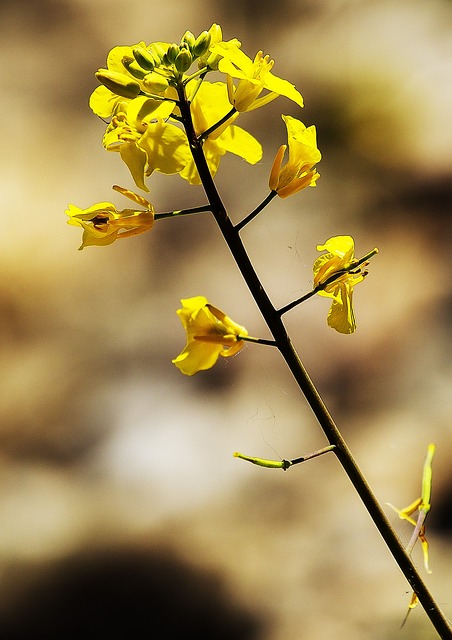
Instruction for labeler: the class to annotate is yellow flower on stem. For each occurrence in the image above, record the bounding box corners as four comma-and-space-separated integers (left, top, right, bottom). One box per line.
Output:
180, 81, 263, 185
269, 115, 321, 198
313, 236, 377, 334
102, 99, 188, 192
172, 296, 248, 375
66, 186, 154, 250
210, 42, 304, 111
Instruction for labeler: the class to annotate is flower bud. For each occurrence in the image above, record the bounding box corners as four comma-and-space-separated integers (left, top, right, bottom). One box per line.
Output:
149, 42, 166, 63
133, 46, 156, 71
208, 23, 222, 43
164, 43, 179, 65
174, 49, 192, 73
122, 57, 148, 79
95, 70, 141, 99
192, 30, 211, 57
142, 71, 169, 93
181, 30, 196, 50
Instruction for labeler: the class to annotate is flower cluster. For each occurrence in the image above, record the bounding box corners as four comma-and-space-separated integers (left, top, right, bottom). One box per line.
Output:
88, 24, 316, 192
66, 23, 377, 373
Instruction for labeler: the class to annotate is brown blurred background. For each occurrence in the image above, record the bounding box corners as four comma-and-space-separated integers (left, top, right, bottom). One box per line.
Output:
0, 0, 451, 637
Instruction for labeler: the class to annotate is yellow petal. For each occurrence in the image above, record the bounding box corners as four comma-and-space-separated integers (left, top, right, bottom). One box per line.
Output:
217, 125, 263, 164
119, 142, 149, 192
172, 341, 223, 375
326, 282, 356, 334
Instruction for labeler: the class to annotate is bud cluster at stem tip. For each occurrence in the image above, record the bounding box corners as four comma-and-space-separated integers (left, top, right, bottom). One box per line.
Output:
94, 29, 214, 99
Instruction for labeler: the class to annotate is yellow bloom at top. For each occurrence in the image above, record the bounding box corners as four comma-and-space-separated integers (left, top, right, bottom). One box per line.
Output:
101, 99, 189, 192
98, 82, 262, 190
180, 81, 263, 185
313, 236, 377, 334
210, 41, 304, 111
172, 296, 248, 375
66, 186, 154, 250
269, 115, 321, 198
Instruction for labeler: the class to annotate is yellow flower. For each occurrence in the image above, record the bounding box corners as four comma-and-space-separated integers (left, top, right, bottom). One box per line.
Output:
269, 115, 321, 198
179, 81, 263, 185
172, 296, 248, 375
100, 82, 261, 189
66, 186, 154, 250
313, 236, 375, 334
102, 99, 188, 192
210, 41, 304, 111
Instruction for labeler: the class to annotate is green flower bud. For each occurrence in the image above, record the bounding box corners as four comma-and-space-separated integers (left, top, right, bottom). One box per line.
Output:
174, 49, 192, 73
208, 23, 222, 43
95, 69, 141, 99
150, 43, 166, 63
164, 43, 179, 65
202, 52, 220, 71
122, 57, 148, 80
192, 31, 211, 57
181, 30, 196, 50
142, 71, 169, 94
133, 46, 156, 72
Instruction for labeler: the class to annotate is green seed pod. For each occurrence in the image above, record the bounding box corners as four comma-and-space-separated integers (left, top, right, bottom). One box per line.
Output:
95, 69, 141, 99
192, 31, 211, 57
133, 46, 156, 72
174, 48, 192, 73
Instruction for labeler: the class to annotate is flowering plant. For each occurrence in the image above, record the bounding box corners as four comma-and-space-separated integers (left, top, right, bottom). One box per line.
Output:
66, 24, 449, 637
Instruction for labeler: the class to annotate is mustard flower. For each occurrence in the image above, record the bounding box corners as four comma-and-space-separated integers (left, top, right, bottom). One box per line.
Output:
102, 99, 188, 192
269, 115, 321, 198
210, 41, 304, 111
66, 186, 154, 250
100, 82, 261, 189
179, 81, 263, 184
313, 236, 376, 334
172, 296, 248, 375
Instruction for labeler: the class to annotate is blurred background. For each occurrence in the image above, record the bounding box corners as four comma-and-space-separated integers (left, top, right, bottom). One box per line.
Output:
0, 0, 451, 637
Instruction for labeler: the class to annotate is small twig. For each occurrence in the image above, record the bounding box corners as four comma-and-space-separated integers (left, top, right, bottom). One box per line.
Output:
155, 205, 211, 220
233, 444, 336, 470
234, 191, 278, 232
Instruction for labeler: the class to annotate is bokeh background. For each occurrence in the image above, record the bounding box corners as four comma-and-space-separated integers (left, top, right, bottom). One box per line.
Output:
0, 0, 451, 637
